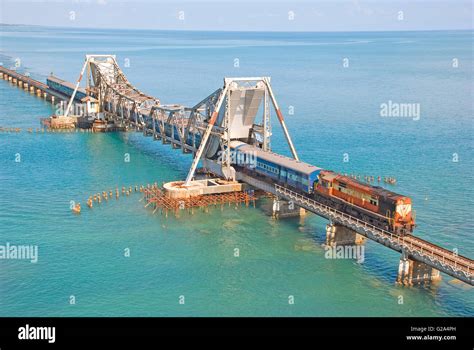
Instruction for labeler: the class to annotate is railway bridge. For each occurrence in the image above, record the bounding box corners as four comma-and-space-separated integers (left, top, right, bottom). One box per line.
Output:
0, 65, 84, 104
2, 54, 473, 286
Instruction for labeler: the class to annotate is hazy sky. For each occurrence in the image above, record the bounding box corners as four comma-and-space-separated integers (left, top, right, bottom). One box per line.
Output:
0, 0, 472, 32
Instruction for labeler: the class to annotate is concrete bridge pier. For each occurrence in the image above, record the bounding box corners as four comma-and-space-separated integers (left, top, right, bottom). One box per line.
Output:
325, 222, 366, 247
271, 196, 305, 219
397, 250, 441, 285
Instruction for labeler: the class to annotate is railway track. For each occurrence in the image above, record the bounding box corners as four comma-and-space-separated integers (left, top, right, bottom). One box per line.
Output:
0, 66, 72, 102
405, 235, 473, 272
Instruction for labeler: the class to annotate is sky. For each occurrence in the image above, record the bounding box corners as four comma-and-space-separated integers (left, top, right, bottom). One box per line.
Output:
0, 0, 472, 32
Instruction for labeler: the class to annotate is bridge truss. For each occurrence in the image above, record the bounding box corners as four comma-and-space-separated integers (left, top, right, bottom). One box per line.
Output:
65, 55, 299, 185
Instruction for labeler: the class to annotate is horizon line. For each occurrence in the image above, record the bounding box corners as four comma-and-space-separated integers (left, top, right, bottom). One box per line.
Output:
1, 23, 473, 34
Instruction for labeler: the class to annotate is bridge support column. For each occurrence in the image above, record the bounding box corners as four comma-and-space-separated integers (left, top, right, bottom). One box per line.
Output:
268, 197, 305, 218
325, 223, 366, 247
397, 252, 441, 285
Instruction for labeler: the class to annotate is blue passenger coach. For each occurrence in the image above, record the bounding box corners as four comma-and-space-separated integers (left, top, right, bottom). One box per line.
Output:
230, 141, 322, 193
46, 75, 87, 101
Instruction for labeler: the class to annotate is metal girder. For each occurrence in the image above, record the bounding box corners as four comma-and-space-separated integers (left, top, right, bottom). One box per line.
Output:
184, 84, 230, 185
181, 76, 299, 185
262, 77, 299, 161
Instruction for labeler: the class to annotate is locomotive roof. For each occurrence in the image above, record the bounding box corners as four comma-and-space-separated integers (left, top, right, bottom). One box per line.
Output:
322, 171, 409, 200
372, 185, 409, 200
230, 141, 321, 175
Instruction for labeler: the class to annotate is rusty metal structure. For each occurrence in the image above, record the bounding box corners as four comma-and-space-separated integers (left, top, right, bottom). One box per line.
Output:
143, 185, 257, 216
74, 56, 298, 185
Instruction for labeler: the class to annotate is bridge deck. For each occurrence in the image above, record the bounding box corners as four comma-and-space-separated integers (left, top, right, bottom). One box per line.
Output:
273, 182, 472, 285
0, 66, 75, 102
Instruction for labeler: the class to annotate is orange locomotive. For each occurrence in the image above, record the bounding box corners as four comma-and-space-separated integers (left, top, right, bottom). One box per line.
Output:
313, 170, 415, 235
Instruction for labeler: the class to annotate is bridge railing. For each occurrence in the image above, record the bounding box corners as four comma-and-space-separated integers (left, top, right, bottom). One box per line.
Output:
274, 184, 472, 279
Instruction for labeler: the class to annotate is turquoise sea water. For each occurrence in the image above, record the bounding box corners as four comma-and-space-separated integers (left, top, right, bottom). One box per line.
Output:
0, 26, 472, 316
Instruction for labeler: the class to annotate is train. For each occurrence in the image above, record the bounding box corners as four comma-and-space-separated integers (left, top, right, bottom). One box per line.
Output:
230, 141, 415, 235
46, 75, 87, 101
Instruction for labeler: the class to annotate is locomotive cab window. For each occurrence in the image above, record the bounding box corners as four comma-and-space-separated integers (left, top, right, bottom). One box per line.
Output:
323, 181, 332, 188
